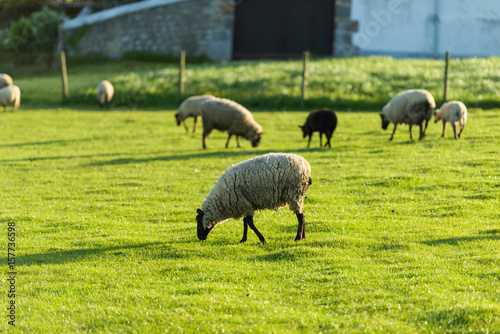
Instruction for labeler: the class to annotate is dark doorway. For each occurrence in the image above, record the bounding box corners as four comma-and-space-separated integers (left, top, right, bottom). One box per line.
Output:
233, 0, 335, 59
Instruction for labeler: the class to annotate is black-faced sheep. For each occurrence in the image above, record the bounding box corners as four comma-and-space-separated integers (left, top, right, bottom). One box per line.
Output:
299, 108, 337, 148
199, 97, 262, 149
97, 80, 114, 108
380, 89, 436, 141
0, 85, 21, 113
175, 95, 215, 133
434, 101, 467, 139
0, 74, 13, 88
196, 153, 312, 243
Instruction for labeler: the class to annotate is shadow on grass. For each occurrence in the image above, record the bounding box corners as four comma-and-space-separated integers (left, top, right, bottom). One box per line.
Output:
84, 147, 327, 166
421, 233, 500, 246
17, 242, 164, 266
0, 138, 99, 148
0, 152, 122, 163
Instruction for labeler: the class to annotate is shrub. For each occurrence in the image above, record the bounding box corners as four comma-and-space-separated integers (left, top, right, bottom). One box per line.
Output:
8, 7, 64, 54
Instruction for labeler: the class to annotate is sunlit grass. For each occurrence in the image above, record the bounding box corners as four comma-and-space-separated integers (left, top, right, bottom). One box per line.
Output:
0, 108, 499, 333
9, 56, 500, 110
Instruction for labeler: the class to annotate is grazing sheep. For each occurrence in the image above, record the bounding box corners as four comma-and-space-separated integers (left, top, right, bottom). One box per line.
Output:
299, 108, 337, 148
0, 85, 21, 113
434, 101, 468, 139
380, 89, 436, 141
196, 153, 312, 243
175, 95, 215, 133
97, 80, 114, 108
0, 74, 13, 88
199, 97, 262, 149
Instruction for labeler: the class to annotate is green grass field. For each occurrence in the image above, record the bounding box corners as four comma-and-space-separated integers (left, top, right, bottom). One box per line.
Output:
5, 56, 500, 110
1, 107, 499, 333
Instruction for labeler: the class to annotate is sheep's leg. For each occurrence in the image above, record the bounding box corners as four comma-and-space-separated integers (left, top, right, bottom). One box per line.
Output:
408, 124, 413, 140
225, 134, 232, 148
442, 122, 446, 137
325, 131, 332, 148
236, 135, 241, 148
3, 106, 6, 113
240, 219, 248, 243
452, 123, 457, 140
183, 120, 189, 132
202, 130, 209, 149
458, 126, 464, 138
244, 216, 266, 244
389, 124, 397, 141
192, 117, 198, 133
319, 133, 323, 147
295, 213, 306, 241
418, 122, 424, 140
423, 119, 429, 138
307, 135, 312, 148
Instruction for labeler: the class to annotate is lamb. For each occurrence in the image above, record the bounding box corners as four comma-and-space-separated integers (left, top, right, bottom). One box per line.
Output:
0, 85, 21, 113
175, 95, 215, 133
380, 89, 436, 141
0, 74, 13, 88
196, 153, 312, 243
97, 80, 114, 108
299, 108, 337, 148
434, 101, 467, 139
199, 97, 262, 149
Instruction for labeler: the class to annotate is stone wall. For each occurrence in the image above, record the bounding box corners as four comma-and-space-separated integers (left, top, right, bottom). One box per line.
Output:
62, 0, 234, 61
62, 0, 358, 61
334, 0, 359, 57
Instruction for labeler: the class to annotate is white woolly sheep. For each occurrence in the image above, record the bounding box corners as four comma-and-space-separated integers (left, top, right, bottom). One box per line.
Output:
199, 97, 263, 149
434, 101, 468, 139
97, 80, 114, 108
0, 74, 13, 88
380, 89, 436, 141
196, 153, 312, 243
175, 95, 215, 133
0, 85, 21, 113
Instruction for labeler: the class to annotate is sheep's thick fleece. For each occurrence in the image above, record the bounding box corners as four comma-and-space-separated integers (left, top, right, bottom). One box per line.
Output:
382, 89, 436, 125
0, 74, 13, 88
200, 153, 311, 229
0, 85, 21, 112
436, 101, 467, 126
97, 80, 114, 104
177, 95, 215, 121
200, 97, 262, 140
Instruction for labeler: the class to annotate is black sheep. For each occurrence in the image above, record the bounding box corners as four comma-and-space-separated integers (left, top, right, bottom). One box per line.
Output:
299, 108, 337, 148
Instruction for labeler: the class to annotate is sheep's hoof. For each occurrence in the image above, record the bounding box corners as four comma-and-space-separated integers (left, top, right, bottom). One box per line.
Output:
239, 238, 247, 243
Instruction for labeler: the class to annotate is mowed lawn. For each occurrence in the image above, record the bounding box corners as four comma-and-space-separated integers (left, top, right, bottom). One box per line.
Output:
0, 108, 499, 333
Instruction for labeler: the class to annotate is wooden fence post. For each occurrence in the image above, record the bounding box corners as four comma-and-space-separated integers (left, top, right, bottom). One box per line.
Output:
60, 50, 69, 100
301, 51, 309, 107
179, 50, 186, 100
442, 51, 450, 104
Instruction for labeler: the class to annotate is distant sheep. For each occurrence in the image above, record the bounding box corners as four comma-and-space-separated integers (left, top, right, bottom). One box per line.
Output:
299, 108, 337, 148
0, 74, 13, 88
434, 101, 467, 139
199, 97, 262, 149
196, 153, 312, 243
175, 95, 215, 133
0, 85, 21, 113
380, 89, 436, 141
97, 80, 114, 108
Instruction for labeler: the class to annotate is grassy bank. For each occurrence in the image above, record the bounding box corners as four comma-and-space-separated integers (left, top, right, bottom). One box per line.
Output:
5, 56, 500, 110
0, 108, 499, 333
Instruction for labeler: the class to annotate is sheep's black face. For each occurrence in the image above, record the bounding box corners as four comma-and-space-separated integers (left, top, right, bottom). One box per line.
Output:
196, 209, 212, 240
174, 113, 181, 126
251, 134, 262, 148
380, 114, 390, 130
299, 125, 309, 138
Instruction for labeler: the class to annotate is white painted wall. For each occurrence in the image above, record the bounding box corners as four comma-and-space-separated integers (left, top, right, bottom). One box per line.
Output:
351, 0, 500, 58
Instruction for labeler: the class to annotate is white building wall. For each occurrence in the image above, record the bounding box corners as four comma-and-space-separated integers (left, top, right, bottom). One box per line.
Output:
351, 0, 500, 58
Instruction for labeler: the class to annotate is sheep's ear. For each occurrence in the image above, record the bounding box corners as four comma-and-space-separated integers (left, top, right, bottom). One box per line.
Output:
434, 110, 438, 115
197, 209, 204, 215
298, 125, 303, 129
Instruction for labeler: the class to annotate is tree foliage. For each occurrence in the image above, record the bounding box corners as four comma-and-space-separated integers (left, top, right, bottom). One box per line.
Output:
8, 7, 64, 54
